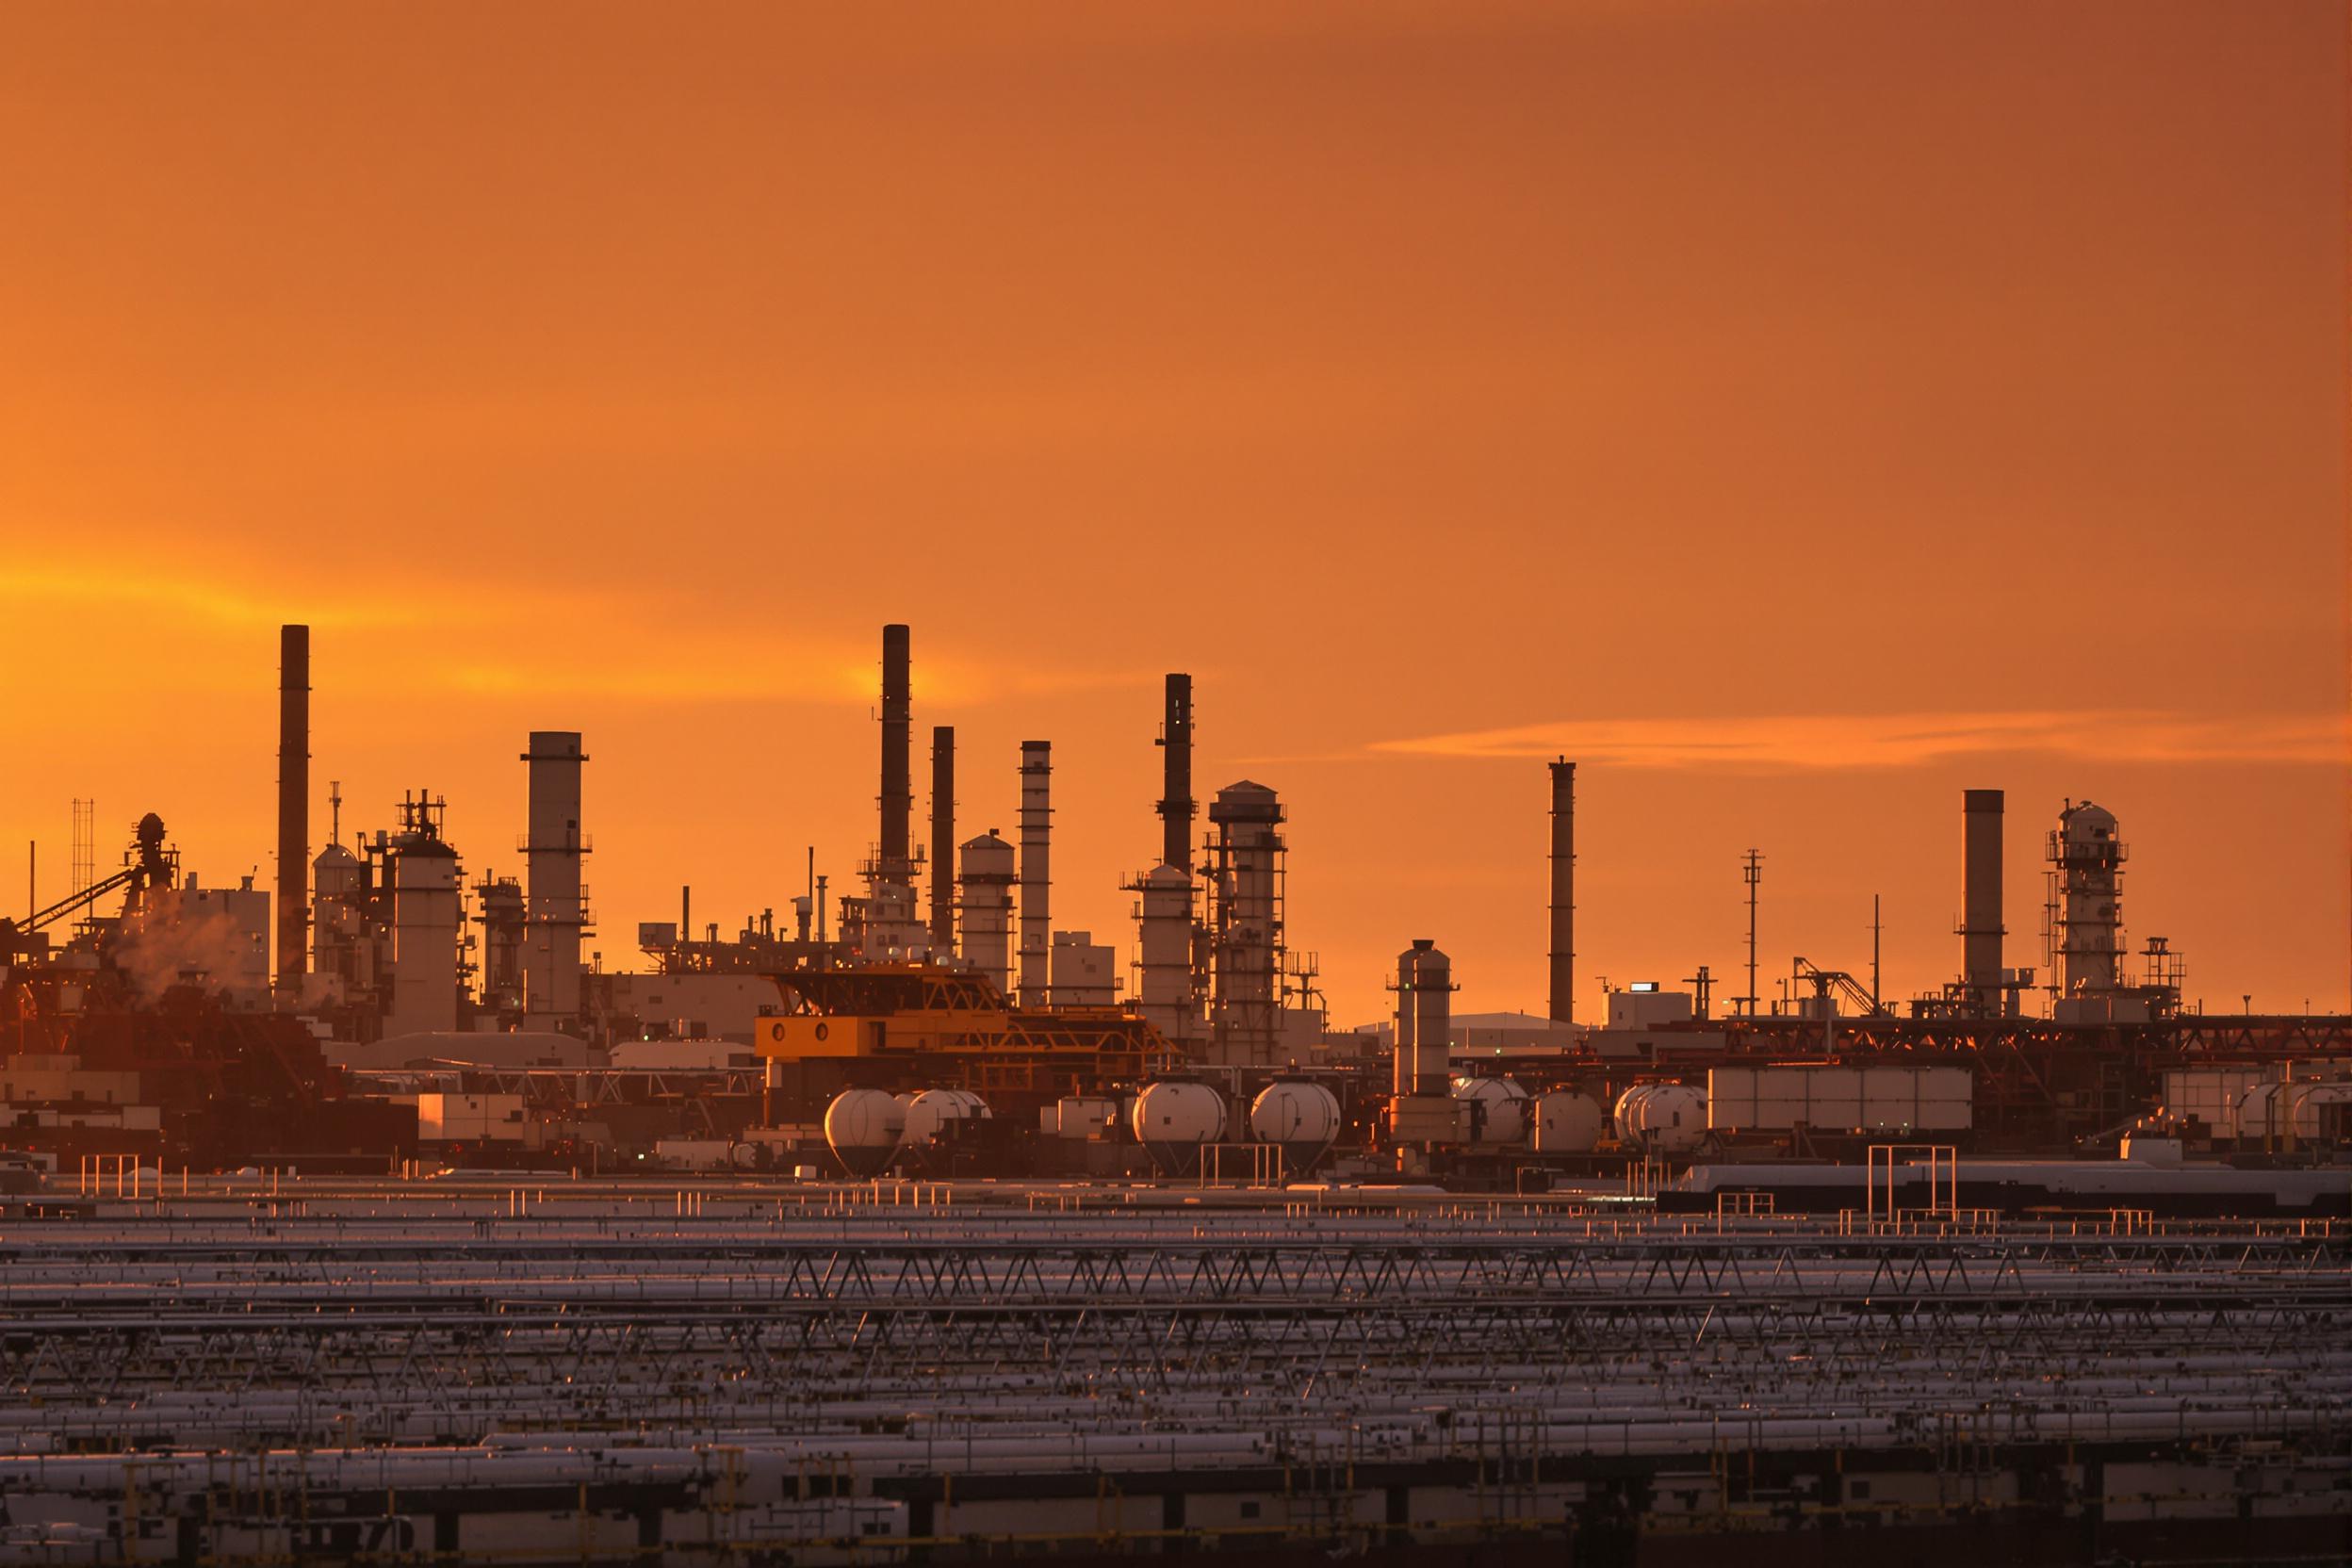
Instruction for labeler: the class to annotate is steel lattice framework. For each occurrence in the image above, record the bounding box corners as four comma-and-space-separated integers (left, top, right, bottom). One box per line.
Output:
2, 1193, 2346, 1457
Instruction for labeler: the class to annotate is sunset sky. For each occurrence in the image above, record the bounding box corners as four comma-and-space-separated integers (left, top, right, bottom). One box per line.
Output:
2, 2, 2344, 1021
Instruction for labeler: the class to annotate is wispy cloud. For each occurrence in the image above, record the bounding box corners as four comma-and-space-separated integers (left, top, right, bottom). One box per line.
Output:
1373, 710, 2346, 769
0, 562, 430, 631
0, 550, 1159, 710
434, 650, 1161, 708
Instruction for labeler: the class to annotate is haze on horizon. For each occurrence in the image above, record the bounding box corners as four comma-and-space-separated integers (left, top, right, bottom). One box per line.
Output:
2, 1, 2344, 1021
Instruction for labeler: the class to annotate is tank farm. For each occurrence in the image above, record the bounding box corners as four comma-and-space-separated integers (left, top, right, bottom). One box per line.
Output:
0, 623, 2346, 1564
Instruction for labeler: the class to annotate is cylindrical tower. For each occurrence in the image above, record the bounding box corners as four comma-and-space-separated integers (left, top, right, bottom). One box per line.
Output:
309, 840, 365, 998
1208, 781, 1285, 1066
1018, 742, 1052, 1007
957, 831, 1016, 997
2050, 800, 2126, 996
1961, 789, 2004, 1008
879, 625, 913, 886
929, 726, 956, 954
1156, 674, 1195, 874
384, 795, 461, 1037
474, 874, 526, 1015
1393, 939, 1452, 1097
1392, 946, 1416, 1098
1547, 759, 1574, 1024
1131, 862, 1198, 1045
521, 731, 588, 1026
276, 624, 309, 998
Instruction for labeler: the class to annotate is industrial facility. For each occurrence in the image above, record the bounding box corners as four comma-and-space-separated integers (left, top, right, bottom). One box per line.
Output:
5, 618, 2344, 1184
0, 618, 2346, 1562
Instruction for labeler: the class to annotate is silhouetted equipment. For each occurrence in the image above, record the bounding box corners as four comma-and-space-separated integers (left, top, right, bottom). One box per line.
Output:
1793, 956, 1885, 1018
0, 812, 172, 958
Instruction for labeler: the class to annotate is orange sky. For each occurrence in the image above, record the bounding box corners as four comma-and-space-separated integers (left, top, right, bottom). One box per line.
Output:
2, 1, 2344, 1021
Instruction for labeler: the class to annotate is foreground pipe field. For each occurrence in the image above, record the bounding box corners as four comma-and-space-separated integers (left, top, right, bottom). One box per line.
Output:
0, 1176, 2347, 1563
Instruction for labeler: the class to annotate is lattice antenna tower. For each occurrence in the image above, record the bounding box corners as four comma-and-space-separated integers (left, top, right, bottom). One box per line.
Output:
70, 799, 94, 904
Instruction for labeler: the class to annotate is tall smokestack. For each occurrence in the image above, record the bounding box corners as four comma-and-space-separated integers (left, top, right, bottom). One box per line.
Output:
1018, 741, 1052, 1007
1962, 789, 2004, 1009
930, 726, 956, 953
1155, 674, 1194, 873
522, 731, 588, 1024
1547, 759, 1575, 1024
275, 624, 309, 998
879, 624, 912, 884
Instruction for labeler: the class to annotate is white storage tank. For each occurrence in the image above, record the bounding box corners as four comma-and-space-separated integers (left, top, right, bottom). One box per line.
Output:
903, 1088, 989, 1146
1248, 1081, 1342, 1174
1531, 1091, 1606, 1154
2289, 1083, 2352, 1141
823, 1088, 906, 1177
2232, 1083, 2280, 1146
1614, 1082, 1707, 1154
2234, 1081, 2352, 1144
1450, 1075, 1530, 1145
1131, 1081, 1228, 1173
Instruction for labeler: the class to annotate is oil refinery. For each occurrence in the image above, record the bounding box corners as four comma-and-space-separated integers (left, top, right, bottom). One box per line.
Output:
0, 620, 2346, 1564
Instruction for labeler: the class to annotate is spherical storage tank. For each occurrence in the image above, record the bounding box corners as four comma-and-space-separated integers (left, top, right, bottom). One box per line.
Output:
1131, 1081, 1228, 1174
1450, 1075, 1531, 1145
1248, 1081, 1342, 1174
901, 1088, 991, 1160
1532, 1091, 1606, 1155
1612, 1083, 1707, 1154
823, 1088, 906, 1177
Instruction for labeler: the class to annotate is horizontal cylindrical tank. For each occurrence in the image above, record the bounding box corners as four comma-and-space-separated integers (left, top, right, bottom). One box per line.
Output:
1248, 1081, 1342, 1175
1450, 1075, 1530, 1145
1614, 1083, 1707, 1155
2232, 1081, 2352, 1143
823, 1088, 906, 1177
1531, 1091, 1606, 1155
1131, 1081, 1227, 1174
903, 1088, 991, 1150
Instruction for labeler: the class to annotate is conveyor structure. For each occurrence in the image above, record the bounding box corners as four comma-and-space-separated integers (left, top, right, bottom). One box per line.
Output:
0, 1181, 2344, 1562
